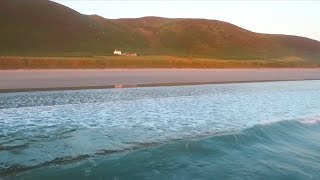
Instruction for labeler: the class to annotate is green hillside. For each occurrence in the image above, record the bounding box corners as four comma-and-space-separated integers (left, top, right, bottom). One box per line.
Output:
0, 0, 320, 62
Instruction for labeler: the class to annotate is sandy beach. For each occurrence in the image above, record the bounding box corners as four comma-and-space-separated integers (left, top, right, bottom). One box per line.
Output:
1, 69, 320, 92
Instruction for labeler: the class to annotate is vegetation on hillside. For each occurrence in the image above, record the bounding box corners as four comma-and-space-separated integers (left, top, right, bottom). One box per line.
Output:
0, 0, 319, 67
0, 56, 318, 69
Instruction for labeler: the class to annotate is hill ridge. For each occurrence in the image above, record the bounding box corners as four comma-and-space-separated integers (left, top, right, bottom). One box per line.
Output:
0, 0, 319, 62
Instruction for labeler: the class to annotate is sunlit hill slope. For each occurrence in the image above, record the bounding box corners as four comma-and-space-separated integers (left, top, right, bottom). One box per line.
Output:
0, 0, 319, 64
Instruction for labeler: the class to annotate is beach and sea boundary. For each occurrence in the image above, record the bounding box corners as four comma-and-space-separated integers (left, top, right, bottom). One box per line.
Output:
1, 69, 320, 93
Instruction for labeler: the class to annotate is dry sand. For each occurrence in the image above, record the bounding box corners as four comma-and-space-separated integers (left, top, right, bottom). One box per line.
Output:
1, 69, 320, 92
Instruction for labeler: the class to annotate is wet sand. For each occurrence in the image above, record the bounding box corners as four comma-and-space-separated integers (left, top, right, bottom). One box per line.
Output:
0, 69, 320, 92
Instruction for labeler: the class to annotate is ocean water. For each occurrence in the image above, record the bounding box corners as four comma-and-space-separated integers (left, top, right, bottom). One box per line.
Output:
1, 81, 320, 179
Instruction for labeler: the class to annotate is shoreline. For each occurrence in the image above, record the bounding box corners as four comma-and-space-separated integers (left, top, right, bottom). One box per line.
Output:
1, 69, 320, 93
1, 79, 320, 93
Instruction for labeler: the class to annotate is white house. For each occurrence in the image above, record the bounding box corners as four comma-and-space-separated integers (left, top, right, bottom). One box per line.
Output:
113, 50, 122, 55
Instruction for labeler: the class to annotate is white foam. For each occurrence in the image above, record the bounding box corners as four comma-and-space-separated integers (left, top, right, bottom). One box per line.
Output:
299, 114, 320, 125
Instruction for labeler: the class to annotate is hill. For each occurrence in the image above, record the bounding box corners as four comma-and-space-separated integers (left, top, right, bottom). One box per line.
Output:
0, 0, 319, 63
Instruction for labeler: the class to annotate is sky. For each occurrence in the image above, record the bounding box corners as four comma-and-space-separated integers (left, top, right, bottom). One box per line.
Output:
53, 1, 320, 41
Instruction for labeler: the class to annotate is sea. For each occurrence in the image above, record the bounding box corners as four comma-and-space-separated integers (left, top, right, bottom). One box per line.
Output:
1, 80, 320, 180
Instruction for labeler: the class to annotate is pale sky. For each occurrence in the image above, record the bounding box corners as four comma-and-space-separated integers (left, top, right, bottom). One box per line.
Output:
53, 1, 320, 41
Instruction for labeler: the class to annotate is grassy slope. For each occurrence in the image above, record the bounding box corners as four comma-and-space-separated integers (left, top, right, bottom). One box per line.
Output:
0, 0, 149, 56
114, 17, 320, 61
0, 56, 318, 69
0, 0, 319, 68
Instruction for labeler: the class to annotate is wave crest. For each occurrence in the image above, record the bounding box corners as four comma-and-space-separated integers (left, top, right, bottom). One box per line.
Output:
299, 114, 320, 125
